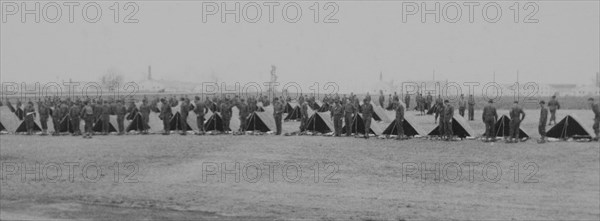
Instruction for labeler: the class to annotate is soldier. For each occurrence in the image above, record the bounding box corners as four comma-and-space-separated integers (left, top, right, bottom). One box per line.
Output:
394, 98, 405, 140
51, 101, 62, 136
220, 99, 232, 133
548, 95, 560, 125
298, 93, 305, 106
69, 101, 81, 136
139, 99, 151, 134
434, 95, 444, 123
38, 99, 50, 135
180, 98, 191, 135
273, 97, 284, 135
300, 100, 309, 132
23, 102, 36, 135
331, 100, 344, 136
538, 100, 548, 143
482, 99, 498, 142
436, 100, 446, 139
115, 100, 127, 135
365, 93, 371, 103
386, 94, 393, 110
589, 98, 600, 141
361, 99, 373, 139
194, 96, 207, 134
378, 90, 385, 107
343, 98, 355, 137
426, 92, 433, 112
81, 100, 94, 138
508, 101, 526, 143
458, 94, 467, 117
415, 93, 423, 114
160, 98, 172, 135
468, 94, 475, 121
101, 100, 111, 135
443, 100, 455, 140
238, 99, 249, 133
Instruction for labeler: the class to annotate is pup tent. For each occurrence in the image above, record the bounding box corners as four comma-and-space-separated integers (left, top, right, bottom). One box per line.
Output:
168, 112, 193, 132
126, 112, 148, 133
493, 115, 529, 139
284, 102, 302, 121
546, 114, 594, 140
371, 103, 393, 122
317, 102, 330, 112
303, 112, 335, 134
204, 111, 224, 132
341, 113, 383, 136
428, 114, 475, 138
0, 121, 6, 134
244, 111, 277, 132
426, 104, 439, 115
382, 115, 427, 137
92, 116, 118, 133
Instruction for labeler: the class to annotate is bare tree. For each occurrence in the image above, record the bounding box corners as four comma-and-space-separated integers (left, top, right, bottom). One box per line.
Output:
100, 68, 124, 92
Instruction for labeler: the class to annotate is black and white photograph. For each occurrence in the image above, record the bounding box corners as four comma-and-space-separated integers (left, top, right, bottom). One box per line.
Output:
0, 0, 599, 220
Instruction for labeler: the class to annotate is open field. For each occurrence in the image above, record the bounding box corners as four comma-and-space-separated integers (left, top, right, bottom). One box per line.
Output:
1, 109, 599, 220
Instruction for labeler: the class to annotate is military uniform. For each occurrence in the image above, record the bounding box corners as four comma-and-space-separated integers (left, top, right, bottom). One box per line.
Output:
180, 101, 191, 135
69, 104, 81, 135
443, 104, 454, 139
548, 98, 560, 125
82, 103, 94, 138
38, 101, 50, 134
467, 96, 475, 120
509, 105, 526, 142
331, 103, 344, 136
395, 102, 405, 139
361, 102, 373, 139
300, 102, 309, 132
220, 102, 232, 132
238, 101, 249, 132
592, 103, 600, 139
378, 94, 385, 107
482, 103, 498, 140
139, 102, 151, 133
273, 100, 284, 135
115, 102, 127, 134
101, 103, 111, 135
23, 104, 36, 135
539, 105, 548, 140
51, 104, 62, 135
458, 97, 467, 117
343, 101, 355, 136
437, 104, 446, 138
160, 102, 172, 134
194, 100, 206, 133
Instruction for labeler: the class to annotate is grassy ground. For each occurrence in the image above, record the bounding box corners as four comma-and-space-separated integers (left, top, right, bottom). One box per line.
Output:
0, 109, 599, 220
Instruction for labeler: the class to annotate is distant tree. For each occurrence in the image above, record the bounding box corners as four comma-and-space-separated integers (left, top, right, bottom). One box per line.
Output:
100, 68, 124, 92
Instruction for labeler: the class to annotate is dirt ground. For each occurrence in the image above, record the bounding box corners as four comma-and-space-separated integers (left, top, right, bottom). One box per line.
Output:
1, 109, 599, 220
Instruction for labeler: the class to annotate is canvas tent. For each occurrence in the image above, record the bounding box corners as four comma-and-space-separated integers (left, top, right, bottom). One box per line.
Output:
284, 102, 299, 114
371, 103, 393, 122
126, 112, 147, 132
546, 114, 594, 140
317, 102, 330, 112
426, 104, 438, 115
169, 112, 193, 131
428, 114, 475, 138
92, 117, 118, 133
494, 115, 529, 138
341, 113, 383, 136
284, 102, 302, 121
382, 115, 427, 137
245, 111, 277, 132
303, 112, 335, 133
16, 120, 42, 133
204, 111, 224, 132
0, 121, 6, 132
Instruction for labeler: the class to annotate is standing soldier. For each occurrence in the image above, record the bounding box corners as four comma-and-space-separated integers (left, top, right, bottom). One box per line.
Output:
508, 101, 526, 143
404, 93, 410, 110
547, 95, 560, 125
160, 98, 172, 135
300, 100, 309, 132
415, 93, 423, 114
394, 98, 405, 140
81, 100, 94, 138
298, 94, 305, 107
361, 99, 373, 139
273, 98, 284, 135
101, 100, 111, 135
468, 94, 476, 121
180, 98, 190, 135
589, 98, 600, 141
538, 100, 548, 143
443, 100, 454, 141
23, 102, 36, 135
69, 101, 81, 136
51, 101, 62, 136
220, 99, 232, 133
482, 99, 498, 142
331, 100, 344, 136
343, 98, 355, 137
38, 100, 50, 135
378, 90, 385, 107
434, 95, 444, 123
115, 100, 127, 135
194, 96, 207, 134
139, 99, 151, 134
436, 100, 446, 139
426, 92, 433, 112
458, 94, 467, 117
238, 99, 249, 133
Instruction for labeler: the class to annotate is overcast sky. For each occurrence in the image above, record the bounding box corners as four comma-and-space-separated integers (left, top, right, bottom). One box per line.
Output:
1, 1, 599, 93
